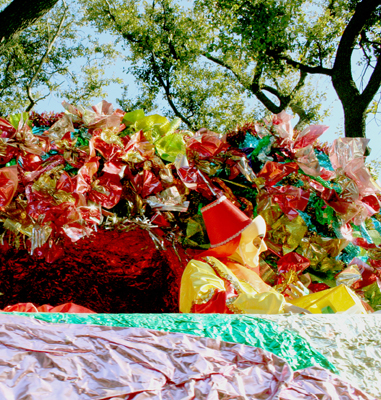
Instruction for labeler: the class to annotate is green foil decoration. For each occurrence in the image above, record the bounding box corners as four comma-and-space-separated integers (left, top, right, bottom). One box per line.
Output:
3, 312, 336, 374
155, 132, 186, 162
363, 282, 381, 311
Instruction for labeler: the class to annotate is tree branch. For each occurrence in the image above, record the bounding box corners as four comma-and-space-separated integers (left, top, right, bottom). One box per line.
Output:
292, 70, 308, 95
266, 50, 333, 76
25, 1, 68, 112
0, 0, 60, 52
104, 0, 141, 44
333, 0, 381, 83
150, 53, 195, 129
251, 85, 282, 114
203, 54, 287, 113
362, 55, 381, 105
329, 0, 381, 139
202, 53, 246, 87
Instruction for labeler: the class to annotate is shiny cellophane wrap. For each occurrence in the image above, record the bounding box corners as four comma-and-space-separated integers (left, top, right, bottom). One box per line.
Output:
6, 312, 380, 398
264, 313, 381, 399
2, 312, 334, 372
0, 313, 376, 400
2, 105, 381, 313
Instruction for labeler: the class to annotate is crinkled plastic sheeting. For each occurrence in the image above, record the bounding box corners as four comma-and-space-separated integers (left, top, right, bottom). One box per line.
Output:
0, 314, 375, 400
263, 314, 381, 399
3, 312, 334, 373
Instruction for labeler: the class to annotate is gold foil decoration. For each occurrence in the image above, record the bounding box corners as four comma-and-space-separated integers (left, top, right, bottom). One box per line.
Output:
31, 165, 64, 195
299, 238, 328, 266
274, 270, 299, 293
270, 215, 308, 254
363, 281, 381, 311
257, 196, 283, 227
195, 159, 221, 176
3, 218, 33, 237
53, 190, 76, 205
121, 150, 145, 163
183, 214, 209, 248
48, 114, 75, 141
319, 256, 345, 274
159, 166, 174, 184
367, 247, 381, 261
100, 128, 124, 148
298, 237, 348, 271
91, 179, 110, 196
259, 258, 277, 284
0, 138, 8, 157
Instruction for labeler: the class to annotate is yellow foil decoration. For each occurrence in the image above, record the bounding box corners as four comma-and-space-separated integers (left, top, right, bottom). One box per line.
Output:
289, 284, 367, 314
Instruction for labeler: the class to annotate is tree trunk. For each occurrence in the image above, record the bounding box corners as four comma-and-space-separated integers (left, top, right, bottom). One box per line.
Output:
342, 100, 367, 138
0, 0, 59, 51
332, 66, 368, 138
330, 0, 381, 139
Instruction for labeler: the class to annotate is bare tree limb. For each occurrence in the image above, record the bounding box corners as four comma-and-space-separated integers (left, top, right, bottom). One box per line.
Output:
330, 0, 381, 138
204, 52, 314, 124
333, 0, 381, 87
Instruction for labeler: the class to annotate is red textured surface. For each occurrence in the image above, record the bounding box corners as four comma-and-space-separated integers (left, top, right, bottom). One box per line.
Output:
0, 229, 195, 313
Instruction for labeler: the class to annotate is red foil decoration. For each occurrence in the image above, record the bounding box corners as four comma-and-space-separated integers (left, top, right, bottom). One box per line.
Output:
0, 228, 191, 313
268, 185, 310, 220
308, 283, 331, 293
0, 165, 18, 207
132, 169, 163, 198
2, 302, 95, 313
257, 161, 299, 186
19, 153, 43, 171
89, 172, 123, 208
186, 129, 229, 159
277, 252, 310, 275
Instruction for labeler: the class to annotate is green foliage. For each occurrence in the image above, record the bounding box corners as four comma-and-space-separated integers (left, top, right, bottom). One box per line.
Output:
82, 0, 252, 131
0, 0, 379, 138
81, 0, 333, 131
0, 0, 121, 115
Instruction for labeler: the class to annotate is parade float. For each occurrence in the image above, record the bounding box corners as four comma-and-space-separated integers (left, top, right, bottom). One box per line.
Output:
0, 101, 380, 398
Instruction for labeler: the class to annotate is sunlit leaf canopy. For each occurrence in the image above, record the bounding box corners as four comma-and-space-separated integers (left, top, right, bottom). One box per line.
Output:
80, 0, 380, 136
0, 0, 380, 138
0, 0, 122, 115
